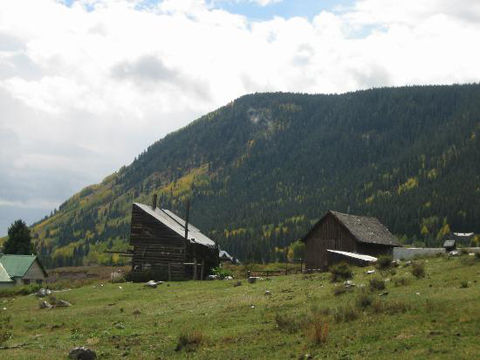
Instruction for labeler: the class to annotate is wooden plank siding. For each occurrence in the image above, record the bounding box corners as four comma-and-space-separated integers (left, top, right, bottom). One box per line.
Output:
130, 204, 188, 280
304, 213, 357, 270
304, 211, 398, 271
129, 203, 219, 281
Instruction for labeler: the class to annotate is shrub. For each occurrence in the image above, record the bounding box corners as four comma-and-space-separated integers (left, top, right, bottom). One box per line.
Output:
356, 293, 373, 309
460, 281, 469, 288
110, 271, 125, 283
212, 267, 233, 279
333, 286, 347, 296
307, 315, 329, 345
0, 283, 42, 298
275, 313, 306, 333
372, 300, 410, 315
411, 262, 425, 278
0, 316, 11, 345
394, 277, 410, 287
386, 301, 410, 314
369, 278, 386, 291
333, 306, 359, 323
310, 304, 331, 316
376, 255, 393, 270
175, 330, 204, 352
329, 263, 353, 282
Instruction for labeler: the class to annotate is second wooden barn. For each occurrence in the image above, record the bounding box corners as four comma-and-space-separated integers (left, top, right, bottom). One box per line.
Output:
302, 210, 401, 270
129, 198, 219, 281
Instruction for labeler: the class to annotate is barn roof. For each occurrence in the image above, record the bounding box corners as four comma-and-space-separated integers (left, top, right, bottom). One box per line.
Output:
0, 254, 47, 278
304, 210, 401, 247
134, 203, 216, 248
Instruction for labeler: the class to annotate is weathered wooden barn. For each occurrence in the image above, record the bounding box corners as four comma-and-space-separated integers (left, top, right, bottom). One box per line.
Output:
129, 199, 219, 281
302, 210, 401, 270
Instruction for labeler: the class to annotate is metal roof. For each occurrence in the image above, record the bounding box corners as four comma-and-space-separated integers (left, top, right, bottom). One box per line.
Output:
327, 249, 378, 262
134, 203, 216, 248
219, 249, 233, 261
0, 263, 13, 283
453, 232, 474, 237
0, 254, 46, 278
443, 239, 456, 247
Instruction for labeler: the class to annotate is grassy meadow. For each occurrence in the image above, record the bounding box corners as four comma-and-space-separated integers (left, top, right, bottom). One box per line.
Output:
1, 255, 480, 359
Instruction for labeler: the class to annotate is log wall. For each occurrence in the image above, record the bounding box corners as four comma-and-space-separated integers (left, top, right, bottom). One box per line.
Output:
129, 204, 219, 281
130, 204, 187, 280
304, 214, 357, 270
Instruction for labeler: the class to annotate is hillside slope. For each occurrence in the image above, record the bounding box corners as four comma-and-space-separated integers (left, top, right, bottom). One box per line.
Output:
30, 84, 480, 267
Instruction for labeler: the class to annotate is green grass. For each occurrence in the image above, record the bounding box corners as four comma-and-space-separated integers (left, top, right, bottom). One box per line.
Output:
2, 255, 480, 359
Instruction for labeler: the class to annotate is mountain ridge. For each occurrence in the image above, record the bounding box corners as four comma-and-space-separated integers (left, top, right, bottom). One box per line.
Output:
23, 84, 480, 267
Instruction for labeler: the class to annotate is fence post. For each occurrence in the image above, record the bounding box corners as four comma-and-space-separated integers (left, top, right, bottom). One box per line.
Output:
193, 258, 197, 280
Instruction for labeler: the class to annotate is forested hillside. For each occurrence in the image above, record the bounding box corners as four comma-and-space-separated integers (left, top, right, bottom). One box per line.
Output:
28, 84, 480, 267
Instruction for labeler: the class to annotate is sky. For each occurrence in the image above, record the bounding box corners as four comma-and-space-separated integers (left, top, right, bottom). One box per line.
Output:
1, 0, 480, 236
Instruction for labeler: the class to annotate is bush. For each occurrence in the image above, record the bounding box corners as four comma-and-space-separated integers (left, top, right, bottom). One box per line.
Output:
411, 262, 425, 278
306, 315, 329, 345
356, 292, 373, 309
0, 315, 11, 345
212, 267, 233, 279
376, 255, 393, 270
110, 271, 125, 283
460, 280, 469, 288
329, 263, 353, 282
275, 313, 306, 333
369, 278, 386, 291
175, 330, 204, 352
371, 300, 410, 315
0, 283, 42, 298
333, 306, 359, 323
394, 277, 410, 287
333, 286, 347, 296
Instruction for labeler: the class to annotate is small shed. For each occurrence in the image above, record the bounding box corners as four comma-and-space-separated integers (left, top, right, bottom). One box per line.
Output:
302, 210, 401, 270
443, 239, 456, 252
129, 199, 219, 281
0, 254, 48, 287
452, 232, 474, 246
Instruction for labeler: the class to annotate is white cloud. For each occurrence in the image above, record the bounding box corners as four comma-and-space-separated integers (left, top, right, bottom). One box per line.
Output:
0, 0, 479, 234
253, 0, 283, 6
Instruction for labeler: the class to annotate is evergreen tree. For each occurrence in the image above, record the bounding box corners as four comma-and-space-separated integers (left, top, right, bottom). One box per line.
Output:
3, 219, 35, 255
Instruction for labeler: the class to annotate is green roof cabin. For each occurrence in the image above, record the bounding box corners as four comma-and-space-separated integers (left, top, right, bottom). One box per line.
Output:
0, 254, 48, 288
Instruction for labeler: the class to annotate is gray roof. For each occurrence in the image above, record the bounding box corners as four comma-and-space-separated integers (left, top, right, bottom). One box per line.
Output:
219, 249, 233, 261
134, 203, 216, 248
330, 211, 401, 246
304, 210, 401, 247
443, 239, 456, 248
